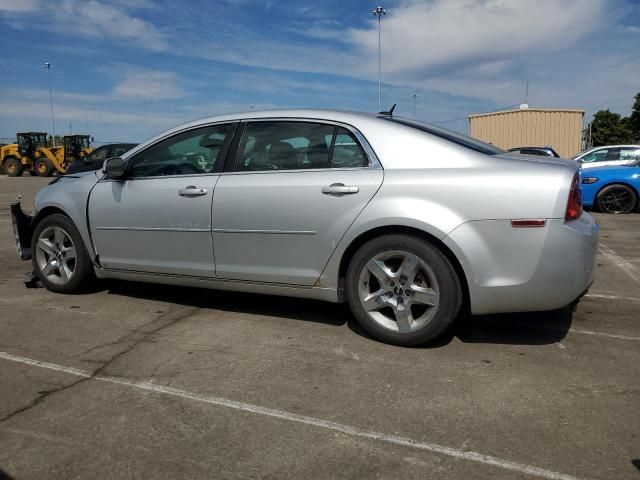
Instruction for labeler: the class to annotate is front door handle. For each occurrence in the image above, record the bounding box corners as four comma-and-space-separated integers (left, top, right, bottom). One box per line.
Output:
321, 183, 359, 195
179, 186, 208, 197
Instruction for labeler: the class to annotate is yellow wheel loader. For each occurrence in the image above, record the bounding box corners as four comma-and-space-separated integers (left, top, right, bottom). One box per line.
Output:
0, 133, 94, 177
62, 135, 94, 171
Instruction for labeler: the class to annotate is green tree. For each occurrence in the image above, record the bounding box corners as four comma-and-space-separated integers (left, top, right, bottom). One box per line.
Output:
590, 109, 635, 146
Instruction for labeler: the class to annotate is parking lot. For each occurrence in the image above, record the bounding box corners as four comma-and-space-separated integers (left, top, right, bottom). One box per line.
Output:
0, 176, 638, 480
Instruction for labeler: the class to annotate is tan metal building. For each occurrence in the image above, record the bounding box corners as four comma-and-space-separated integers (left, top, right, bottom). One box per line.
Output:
468, 107, 585, 158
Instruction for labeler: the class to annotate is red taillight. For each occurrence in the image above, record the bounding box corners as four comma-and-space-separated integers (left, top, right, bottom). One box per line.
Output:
565, 173, 582, 222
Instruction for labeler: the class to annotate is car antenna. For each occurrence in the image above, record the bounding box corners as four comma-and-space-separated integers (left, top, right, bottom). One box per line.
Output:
379, 103, 396, 116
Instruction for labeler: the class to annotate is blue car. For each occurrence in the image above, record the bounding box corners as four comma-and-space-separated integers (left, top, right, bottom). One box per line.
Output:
581, 161, 640, 214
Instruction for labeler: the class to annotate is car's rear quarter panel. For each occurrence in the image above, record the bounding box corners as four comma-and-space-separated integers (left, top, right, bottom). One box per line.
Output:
322, 119, 591, 313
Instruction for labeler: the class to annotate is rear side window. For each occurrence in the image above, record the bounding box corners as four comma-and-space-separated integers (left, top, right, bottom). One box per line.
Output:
620, 148, 640, 161
519, 149, 549, 156
236, 122, 369, 171
386, 117, 505, 155
331, 128, 368, 168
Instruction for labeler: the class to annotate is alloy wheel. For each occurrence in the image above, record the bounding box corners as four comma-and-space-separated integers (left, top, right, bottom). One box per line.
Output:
357, 250, 440, 333
600, 186, 635, 214
35, 226, 77, 285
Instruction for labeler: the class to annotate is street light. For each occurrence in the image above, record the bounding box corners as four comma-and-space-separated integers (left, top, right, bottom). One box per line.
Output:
412, 92, 419, 119
372, 6, 386, 112
41, 62, 56, 146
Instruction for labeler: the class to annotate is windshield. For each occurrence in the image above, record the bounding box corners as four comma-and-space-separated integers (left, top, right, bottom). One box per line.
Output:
385, 117, 505, 155
33, 133, 47, 147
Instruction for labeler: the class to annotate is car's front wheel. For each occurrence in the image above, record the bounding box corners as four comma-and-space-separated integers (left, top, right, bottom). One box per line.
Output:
596, 184, 637, 214
31, 214, 93, 293
346, 234, 462, 346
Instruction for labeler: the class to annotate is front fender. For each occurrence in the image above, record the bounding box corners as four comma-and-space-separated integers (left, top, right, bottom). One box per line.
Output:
32, 174, 99, 261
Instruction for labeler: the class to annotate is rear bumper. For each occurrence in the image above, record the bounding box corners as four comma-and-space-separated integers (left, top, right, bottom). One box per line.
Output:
444, 213, 599, 315
10, 201, 34, 260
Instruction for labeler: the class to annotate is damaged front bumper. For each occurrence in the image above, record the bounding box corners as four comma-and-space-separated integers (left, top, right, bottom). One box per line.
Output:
10, 200, 34, 261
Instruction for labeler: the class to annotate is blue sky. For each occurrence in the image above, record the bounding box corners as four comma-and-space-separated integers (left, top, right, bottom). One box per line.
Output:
0, 0, 639, 143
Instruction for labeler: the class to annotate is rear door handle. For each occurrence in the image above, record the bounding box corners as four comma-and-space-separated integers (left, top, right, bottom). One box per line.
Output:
321, 183, 359, 195
179, 186, 208, 197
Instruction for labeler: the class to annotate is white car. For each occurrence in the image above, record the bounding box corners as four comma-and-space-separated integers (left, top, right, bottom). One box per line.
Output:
574, 145, 640, 169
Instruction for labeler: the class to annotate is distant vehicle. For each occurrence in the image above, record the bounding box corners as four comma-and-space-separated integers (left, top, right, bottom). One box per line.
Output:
0, 133, 93, 177
574, 145, 640, 169
581, 160, 640, 214
66, 143, 137, 174
11, 109, 598, 346
508, 146, 560, 157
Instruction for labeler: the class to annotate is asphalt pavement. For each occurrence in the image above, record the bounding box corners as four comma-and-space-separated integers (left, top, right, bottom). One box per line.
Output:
0, 175, 638, 479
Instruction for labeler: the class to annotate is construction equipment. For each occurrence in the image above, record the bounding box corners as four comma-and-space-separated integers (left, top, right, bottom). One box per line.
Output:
0, 132, 49, 177
0, 133, 94, 177
63, 135, 93, 168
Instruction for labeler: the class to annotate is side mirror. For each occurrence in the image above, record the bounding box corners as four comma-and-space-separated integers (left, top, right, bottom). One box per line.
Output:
102, 157, 126, 179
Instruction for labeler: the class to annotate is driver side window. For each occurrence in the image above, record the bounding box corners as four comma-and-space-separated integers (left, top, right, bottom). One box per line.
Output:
129, 124, 233, 178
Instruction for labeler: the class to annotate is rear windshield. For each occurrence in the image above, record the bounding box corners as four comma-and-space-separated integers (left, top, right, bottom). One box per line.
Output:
384, 117, 505, 155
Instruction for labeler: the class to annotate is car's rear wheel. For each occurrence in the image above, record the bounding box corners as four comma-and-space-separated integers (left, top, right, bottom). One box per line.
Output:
31, 214, 93, 293
346, 234, 461, 346
596, 184, 637, 214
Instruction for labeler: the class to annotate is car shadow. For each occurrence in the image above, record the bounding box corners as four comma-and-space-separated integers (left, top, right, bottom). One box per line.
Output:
101, 280, 573, 346
0, 468, 16, 480
104, 280, 350, 327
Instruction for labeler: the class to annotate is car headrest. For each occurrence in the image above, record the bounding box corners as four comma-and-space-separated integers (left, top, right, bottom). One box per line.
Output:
268, 141, 297, 169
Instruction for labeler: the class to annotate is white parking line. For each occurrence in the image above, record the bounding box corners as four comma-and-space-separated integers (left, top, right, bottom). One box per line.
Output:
512, 322, 640, 342
0, 351, 585, 480
598, 244, 640, 284
567, 329, 640, 341
584, 293, 640, 303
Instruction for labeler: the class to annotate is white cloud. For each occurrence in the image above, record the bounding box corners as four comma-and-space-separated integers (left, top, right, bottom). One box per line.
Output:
58, 0, 167, 50
0, 0, 167, 51
0, 0, 40, 12
112, 68, 185, 99
0, 87, 282, 142
348, 0, 607, 78
621, 25, 640, 34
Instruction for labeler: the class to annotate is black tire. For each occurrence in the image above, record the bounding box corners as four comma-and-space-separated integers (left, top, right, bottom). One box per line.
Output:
346, 234, 462, 346
596, 184, 637, 214
31, 214, 94, 293
35, 157, 54, 177
4, 157, 24, 177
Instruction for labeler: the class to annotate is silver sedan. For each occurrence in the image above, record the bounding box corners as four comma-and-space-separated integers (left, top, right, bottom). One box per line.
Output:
11, 110, 599, 345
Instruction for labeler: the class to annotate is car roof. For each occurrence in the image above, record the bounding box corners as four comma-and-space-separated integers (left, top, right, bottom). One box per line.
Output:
121, 109, 389, 159
509, 147, 554, 151
583, 145, 640, 151
170, 109, 378, 130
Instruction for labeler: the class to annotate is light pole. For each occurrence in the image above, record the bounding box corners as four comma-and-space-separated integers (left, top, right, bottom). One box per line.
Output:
372, 6, 386, 111
41, 62, 56, 146
412, 92, 419, 119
